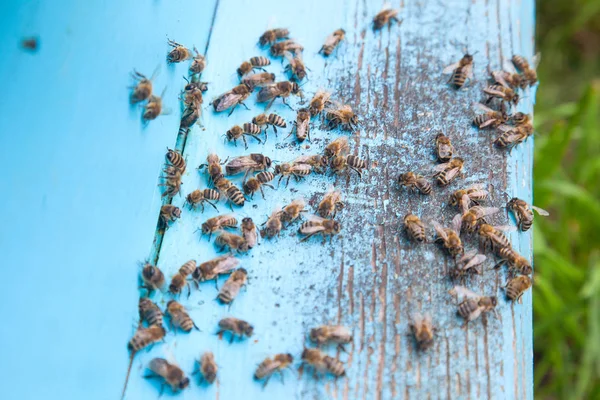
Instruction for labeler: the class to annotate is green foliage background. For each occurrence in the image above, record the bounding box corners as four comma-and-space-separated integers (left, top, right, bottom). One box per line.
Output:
534, 1, 600, 398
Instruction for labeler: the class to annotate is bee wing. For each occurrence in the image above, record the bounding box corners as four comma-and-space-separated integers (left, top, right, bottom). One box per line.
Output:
497, 124, 514, 133
492, 225, 517, 232
432, 162, 450, 172
531, 205, 550, 216
502, 60, 518, 74
449, 285, 482, 301
532, 52, 541, 69
323, 33, 339, 48
213, 256, 240, 275
467, 307, 484, 321
463, 63, 474, 79
458, 250, 478, 264
491, 71, 511, 88
483, 86, 506, 97
472, 102, 495, 114
257, 85, 280, 102
214, 92, 243, 112
464, 254, 487, 269
479, 207, 501, 217
460, 194, 471, 213
216, 213, 237, 225
444, 167, 461, 182
431, 220, 448, 241
292, 164, 312, 172
452, 213, 463, 233
226, 156, 259, 173
292, 155, 311, 164
468, 189, 489, 198
442, 61, 460, 74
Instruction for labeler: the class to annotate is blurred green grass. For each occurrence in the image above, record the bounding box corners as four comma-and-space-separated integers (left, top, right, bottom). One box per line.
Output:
534, 1, 600, 398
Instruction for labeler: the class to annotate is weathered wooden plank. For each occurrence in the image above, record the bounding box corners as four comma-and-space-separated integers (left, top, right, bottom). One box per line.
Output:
124, 0, 536, 399
0, 1, 216, 400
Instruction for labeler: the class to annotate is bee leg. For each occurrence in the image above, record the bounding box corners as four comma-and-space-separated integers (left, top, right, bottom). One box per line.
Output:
299, 232, 318, 242
262, 375, 271, 389
276, 174, 284, 188
158, 383, 166, 397
337, 344, 348, 354
229, 334, 235, 344
285, 176, 292, 188
227, 104, 238, 117
193, 322, 201, 331
266, 98, 276, 111
186, 283, 191, 299
282, 98, 294, 111
207, 201, 219, 212
278, 370, 285, 384
260, 187, 266, 200
214, 278, 219, 290
242, 136, 249, 150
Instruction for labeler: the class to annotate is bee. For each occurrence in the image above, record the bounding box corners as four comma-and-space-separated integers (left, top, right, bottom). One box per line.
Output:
189, 47, 206, 75
409, 313, 435, 351
159, 204, 181, 228
490, 69, 526, 89
270, 39, 304, 57
477, 223, 514, 252
217, 268, 248, 305
331, 155, 367, 178
192, 255, 239, 286
495, 246, 532, 275
325, 103, 359, 131
434, 132, 454, 162
484, 84, 520, 106
450, 286, 498, 325
292, 154, 328, 173
145, 358, 190, 394
159, 173, 182, 198
450, 251, 487, 281
404, 213, 426, 242
319, 29, 345, 56
241, 217, 259, 249
237, 56, 271, 77
201, 214, 238, 240
506, 197, 549, 231
284, 51, 307, 81
309, 90, 332, 117
504, 275, 533, 303
256, 81, 301, 110
181, 80, 204, 109
168, 259, 196, 296
226, 124, 263, 149
300, 348, 345, 377
212, 83, 252, 116
242, 72, 276, 90
243, 172, 275, 199
141, 262, 166, 292
261, 209, 283, 238
309, 325, 352, 351
432, 220, 463, 258
179, 105, 200, 133
226, 154, 272, 179
252, 113, 287, 137
299, 215, 341, 243
185, 189, 220, 212
199, 153, 227, 183
317, 188, 344, 218
165, 148, 186, 172
259, 28, 290, 46
143, 88, 168, 121
216, 317, 254, 343
214, 176, 245, 209
130, 69, 156, 104
510, 112, 532, 126
398, 172, 432, 195
274, 162, 312, 187
373, 7, 401, 30
442, 53, 474, 89
280, 198, 307, 225
166, 300, 199, 332
197, 352, 217, 384
167, 39, 192, 63
139, 297, 164, 327
454, 205, 501, 234
494, 124, 534, 151
324, 137, 350, 160
255, 354, 294, 387
472, 103, 509, 129
215, 232, 249, 254
290, 108, 311, 142
433, 157, 464, 186
128, 324, 166, 352
512, 53, 540, 86
449, 184, 489, 209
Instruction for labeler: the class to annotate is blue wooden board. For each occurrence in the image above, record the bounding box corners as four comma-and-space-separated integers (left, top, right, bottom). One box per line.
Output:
0, 0, 535, 399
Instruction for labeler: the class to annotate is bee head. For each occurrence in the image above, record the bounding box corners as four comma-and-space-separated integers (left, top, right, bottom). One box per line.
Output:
512, 94, 520, 104
490, 296, 498, 307
333, 221, 342, 233
291, 82, 300, 94
172, 207, 182, 218
264, 157, 272, 168
179, 377, 190, 389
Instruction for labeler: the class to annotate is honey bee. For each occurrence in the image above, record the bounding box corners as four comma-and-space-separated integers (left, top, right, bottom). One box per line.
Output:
324, 137, 350, 161
494, 124, 534, 151
226, 153, 272, 179
217, 268, 248, 305
166, 300, 199, 332
189, 47, 206, 75
167, 39, 192, 63
299, 215, 341, 243
280, 198, 307, 225
217, 317, 254, 342
242, 72, 276, 90
449, 184, 489, 209
255, 354, 294, 387
257, 81, 301, 110
398, 172, 432, 195
450, 286, 498, 325
274, 162, 312, 187
512, 53, 540, 86
241, 217, 259, 248
128, 324, 166, 352
433, 157, 464, 186
143, 88, 168, 121
165, 148, 186, 172
404, 213, 426, 242
443, 53, 474, 89
300, 348, 345, 377
270, 39, 304, 57
284, 51, 308, 81
199, 153, 227, 183
168, 260, 196, 296
332, 155, 367, 178
454, 205, 501, 234
179, 105, 200, 133
325, 103, 359, 131
432, 220, 463, 258
185, 189, 220, 212
141, 262, 166, 292
434, 132, 454, 162
197, 352, 217, 384
139, 297, 164, 327
510, 112, 531, 126
484, 84, 520, 106
490, 68, 526, 89
409, 313, 435, 351
237, 56, 271, 77
181, 80, 204, 109
290, 108, 311, 142
309, 325, 352, 351
159, 173, 182, 198
226, 124, 263, 149
309, 90, 332, 117
192, 255, 240, 286
201, 214, 238, 240
504, 275, 533, 303
319, 29, 345, 56
495, 246, 532, 275
450, 251, 487, 281
243, 172, 275, 199
477, 223, 515, 252
145, 358, 190, 394
214, 176, 245, 209
130, 69, 156, 104
261, 209, 283, 238
292, 154, 328, 173
159, 204, 181, 228
506, 197, 549, 231
252, 113, 287, 137
259, 28, 290, 46
215, 232, 249, 254
317, 188, 344, 218
472, 103, 509, 129
212, 83, 252, 115
373, 7, 401, 30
